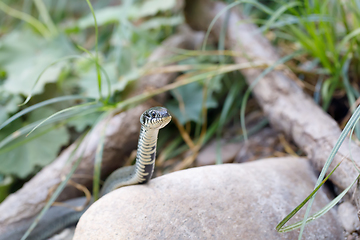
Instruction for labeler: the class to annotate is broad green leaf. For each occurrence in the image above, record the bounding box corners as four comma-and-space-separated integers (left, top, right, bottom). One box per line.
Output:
166, 82, 218, 125
77, 5, 122, 29
0, 109, 7, 124
0, 107, 70, 178
208, 74, 224, 93
112, 68, 143, 92
75, 55, 100, 73
67, 111, 101, 132
0, 89, 22, 115
134, 0, 177, 19
0, 31, 74, 96
78, 62, 117, 98
0, 89, 22, 124
76, 0, 177, 29
109, 24, 161, 77
139, 15, 184, 30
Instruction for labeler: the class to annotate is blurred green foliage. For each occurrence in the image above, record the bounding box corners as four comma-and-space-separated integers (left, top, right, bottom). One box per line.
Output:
257, 0, 360, 110
0, 0, 184, 179
2, 0, 358, 208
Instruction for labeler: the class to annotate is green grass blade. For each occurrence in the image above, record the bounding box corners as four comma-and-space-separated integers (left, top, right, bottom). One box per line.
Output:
240, 51, 302, 141
287, 24, 317, 56
279, 173, 360, 232
259, 14, 333, 31
93, 113, 110, 201
158, 136, 183, 162
85, 0, 102, 101
276, 159, 342, 232
342, 57, 360, 139
231, 117, 268, 142
202, 0, 275, 51
26, 102, 99, 137
116, 62, 274, 110
262, 2, 301, 33
20, 131, 88, 240
216, 80, 244, 164
0, 95, 94, 131
339, 28, 360, 51
0, 1, 51, 38
313, 76, 323, 104
0, 105, 102, 154
347, 114, 360, 174
33, 0, 58, 36
202, 1, 242, 51
0, 123, 63, 156
76, 45, 112, 102
298, 104, 360, 238
20, 55, 97, 106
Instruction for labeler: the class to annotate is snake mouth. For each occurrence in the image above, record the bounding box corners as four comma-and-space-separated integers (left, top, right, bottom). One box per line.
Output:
159, 114, 172, 128
159, 109, 171, 120
140, 107, 172, 129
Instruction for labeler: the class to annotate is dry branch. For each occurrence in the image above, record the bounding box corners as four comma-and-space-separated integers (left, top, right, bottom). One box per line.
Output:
0, 27, 205, 231
185, 0, 360, 199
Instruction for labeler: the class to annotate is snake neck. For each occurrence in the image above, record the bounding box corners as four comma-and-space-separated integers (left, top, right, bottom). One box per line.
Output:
134, 125, 159, 184
100, 125, 159, 194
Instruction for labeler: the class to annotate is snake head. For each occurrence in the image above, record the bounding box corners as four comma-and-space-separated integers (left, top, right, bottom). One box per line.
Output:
140, 107, 172, 129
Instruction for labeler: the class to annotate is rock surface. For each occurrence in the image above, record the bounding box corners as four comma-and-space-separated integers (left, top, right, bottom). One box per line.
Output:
74, 157, 343, 240
234, 127, 283, 163
338, 201, 360, 233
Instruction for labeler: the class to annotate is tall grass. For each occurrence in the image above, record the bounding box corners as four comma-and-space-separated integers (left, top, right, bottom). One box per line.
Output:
253, 0, 360, 238
267, 0, 360, 112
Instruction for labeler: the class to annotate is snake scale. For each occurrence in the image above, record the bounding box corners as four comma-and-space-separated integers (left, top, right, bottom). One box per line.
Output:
1, 107, 171, 240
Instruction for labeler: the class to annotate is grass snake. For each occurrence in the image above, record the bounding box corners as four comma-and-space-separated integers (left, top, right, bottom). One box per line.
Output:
1, 106, 171, 240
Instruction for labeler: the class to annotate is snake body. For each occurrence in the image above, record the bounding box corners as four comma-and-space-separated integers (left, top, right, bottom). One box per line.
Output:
1, 107, 171, 240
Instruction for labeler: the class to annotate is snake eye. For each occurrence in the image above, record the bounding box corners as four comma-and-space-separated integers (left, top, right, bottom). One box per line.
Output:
151, 112, 156, 118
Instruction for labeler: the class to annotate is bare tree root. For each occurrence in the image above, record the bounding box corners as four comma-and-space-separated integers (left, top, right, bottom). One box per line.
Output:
185, 0, 360, 202
0, 27, 205, 231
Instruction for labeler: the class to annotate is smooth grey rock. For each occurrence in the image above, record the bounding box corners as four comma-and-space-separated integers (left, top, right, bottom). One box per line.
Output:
74, 157, 343, 240
235, 127, 282, 163
338, 201, 360, 233
48, 227, 75, 240
196, 139, 241, 166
